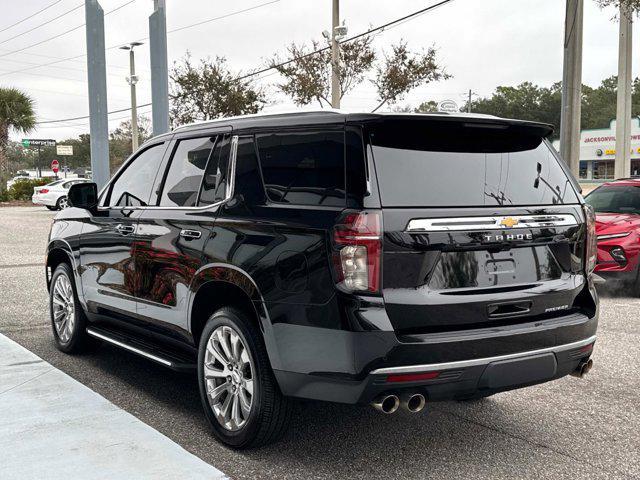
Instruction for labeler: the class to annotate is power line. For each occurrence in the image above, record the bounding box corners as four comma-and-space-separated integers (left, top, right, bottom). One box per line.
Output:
0, 56, 133, 78
167, 0, 280, 36
0, 2, 84, 47
0, 0, 136, 60
236, 0, 452, 81
0, 0, 276, 79
0, 0, 64, 34
36, 0, 453, 125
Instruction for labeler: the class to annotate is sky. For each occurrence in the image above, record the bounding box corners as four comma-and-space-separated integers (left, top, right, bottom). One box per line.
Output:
0, 0, 629, 141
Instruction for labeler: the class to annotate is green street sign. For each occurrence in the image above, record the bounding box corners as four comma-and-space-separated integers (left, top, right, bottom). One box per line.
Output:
22, 139, 55, 148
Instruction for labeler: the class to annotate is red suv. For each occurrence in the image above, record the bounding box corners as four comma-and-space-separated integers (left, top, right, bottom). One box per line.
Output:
585, 179, 640, 292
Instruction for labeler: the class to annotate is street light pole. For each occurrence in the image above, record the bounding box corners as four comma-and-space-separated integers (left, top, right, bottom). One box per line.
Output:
331, 0, 340, 109
120, 42, 143, 152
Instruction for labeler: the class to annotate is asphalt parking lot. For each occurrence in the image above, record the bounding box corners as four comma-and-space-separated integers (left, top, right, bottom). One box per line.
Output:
1, 206, 638, 480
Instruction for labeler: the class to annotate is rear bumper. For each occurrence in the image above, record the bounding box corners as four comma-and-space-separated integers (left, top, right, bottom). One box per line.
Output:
270, 293, 599, 404
32, 194, 56, 206
274, 333, 596, 404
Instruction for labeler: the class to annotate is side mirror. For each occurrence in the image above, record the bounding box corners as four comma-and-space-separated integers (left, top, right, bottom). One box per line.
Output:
68, 182, 98, 211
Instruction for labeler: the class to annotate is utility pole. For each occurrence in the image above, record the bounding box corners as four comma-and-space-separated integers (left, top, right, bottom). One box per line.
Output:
85, 0, 110, 189
559, 0, 584, 179
615, 4, 633, 180
150, 0, 170, 136
120, 42, 143, 152
467, 89, 472, 113
331, 0, 340, 109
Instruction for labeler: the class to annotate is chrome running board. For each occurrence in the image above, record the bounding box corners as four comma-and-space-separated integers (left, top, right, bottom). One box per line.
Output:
86, 327, 196, 371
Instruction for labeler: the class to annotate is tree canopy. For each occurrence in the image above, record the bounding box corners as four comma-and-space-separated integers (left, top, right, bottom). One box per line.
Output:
595, 0, 640, 11
269, 35, 450, 111
170, 53, 265, 128
460, 76, 640, 138
0, 87, 35, 176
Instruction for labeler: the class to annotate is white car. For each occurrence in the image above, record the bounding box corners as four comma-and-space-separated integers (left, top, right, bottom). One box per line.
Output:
32, 179, 90, 210
6, 174, 30, 189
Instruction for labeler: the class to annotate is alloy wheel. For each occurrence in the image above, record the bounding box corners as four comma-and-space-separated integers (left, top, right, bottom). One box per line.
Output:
52, 274, 75, 343
58, 197, 69, 209
203, 325, 254, 431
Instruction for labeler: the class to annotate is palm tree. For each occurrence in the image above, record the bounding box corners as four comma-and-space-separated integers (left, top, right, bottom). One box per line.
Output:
0, 87, 36, 175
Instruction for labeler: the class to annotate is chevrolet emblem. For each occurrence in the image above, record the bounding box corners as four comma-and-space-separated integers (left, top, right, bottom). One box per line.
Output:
500, 217, 519, 228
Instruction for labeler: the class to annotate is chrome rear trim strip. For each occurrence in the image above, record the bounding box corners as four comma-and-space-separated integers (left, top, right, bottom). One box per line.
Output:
86, 328, 173, 367
370, 335, 596, 375
406, 214, 578, 232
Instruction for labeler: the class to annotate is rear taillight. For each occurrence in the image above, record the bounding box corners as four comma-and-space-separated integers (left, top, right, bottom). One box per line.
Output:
583, 204, 597, 274
39, 189, 49, 194
333, 210, 382, 293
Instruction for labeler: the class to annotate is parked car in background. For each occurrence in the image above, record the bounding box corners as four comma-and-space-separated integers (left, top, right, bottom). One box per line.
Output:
6, 174, 30, 189
585, 178, 640, 293
32, 178, 90, 210
46, 111, 598, 448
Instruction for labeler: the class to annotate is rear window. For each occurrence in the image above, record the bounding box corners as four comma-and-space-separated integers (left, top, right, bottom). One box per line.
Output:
369, 121, 579, 207
586, 185, 640, 214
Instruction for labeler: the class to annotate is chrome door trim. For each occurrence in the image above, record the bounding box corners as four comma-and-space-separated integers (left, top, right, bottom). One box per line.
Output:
370, 335, 596, 375
406, 213, 578, 232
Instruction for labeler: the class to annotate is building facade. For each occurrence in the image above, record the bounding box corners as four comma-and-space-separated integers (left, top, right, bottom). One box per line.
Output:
553, 118, 640, 182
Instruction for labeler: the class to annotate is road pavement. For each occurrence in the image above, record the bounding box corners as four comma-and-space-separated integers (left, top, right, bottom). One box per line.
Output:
0, 206, 638, 479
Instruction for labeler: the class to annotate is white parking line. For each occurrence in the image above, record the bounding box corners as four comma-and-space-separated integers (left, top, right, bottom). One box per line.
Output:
0, 334, 228, 480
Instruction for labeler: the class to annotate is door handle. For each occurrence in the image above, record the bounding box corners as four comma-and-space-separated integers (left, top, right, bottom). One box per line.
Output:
115, 224, 135, 235
180, 229, 202, 240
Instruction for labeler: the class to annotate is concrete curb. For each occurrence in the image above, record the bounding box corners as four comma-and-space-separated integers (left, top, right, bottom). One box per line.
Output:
0, 334, 228, 480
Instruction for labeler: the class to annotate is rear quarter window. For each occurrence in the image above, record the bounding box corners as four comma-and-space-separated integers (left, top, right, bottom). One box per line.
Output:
255, 131, 345, 207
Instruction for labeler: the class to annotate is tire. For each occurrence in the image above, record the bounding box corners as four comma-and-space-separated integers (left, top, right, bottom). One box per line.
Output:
46, 206, 57, 211
633, 267, 640, 297
197, 307, 293, 449
49, 263, 91, 353
56, 196, 69, 210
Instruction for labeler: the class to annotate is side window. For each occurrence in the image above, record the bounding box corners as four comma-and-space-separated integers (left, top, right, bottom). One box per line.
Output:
199, 135, 231, 206
160, 137, 215, 207
108, 143, 166, 207
255, 130, 345, 206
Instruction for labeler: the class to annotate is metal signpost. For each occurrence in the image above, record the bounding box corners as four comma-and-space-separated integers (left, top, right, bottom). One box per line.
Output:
22, 139, 56, 178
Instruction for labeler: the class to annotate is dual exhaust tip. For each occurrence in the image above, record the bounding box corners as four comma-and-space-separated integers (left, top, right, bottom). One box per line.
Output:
571, 358, 593, 379
371, 392, 426, 414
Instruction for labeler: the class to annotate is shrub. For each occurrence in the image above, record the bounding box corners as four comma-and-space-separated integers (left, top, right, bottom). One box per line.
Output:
8, 178, 50, 200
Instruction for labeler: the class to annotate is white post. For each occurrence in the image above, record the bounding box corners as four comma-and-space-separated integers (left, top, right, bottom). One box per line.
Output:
150, 0, 170, 135
559, 0, 584, 179
85, 0, 110, 188
615, 5, 633, 180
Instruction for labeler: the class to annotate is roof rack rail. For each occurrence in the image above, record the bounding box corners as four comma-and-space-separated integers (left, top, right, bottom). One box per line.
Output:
172, 109, 346, 132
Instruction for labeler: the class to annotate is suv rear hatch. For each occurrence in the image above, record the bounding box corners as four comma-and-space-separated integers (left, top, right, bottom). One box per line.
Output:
367, 116, 590, 335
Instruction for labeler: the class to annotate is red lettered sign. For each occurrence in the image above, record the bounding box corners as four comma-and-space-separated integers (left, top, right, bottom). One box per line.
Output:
51, 159, 60, 173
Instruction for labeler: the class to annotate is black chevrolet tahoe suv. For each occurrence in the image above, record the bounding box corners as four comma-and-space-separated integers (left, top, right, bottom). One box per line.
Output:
46, 111, 599, 448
